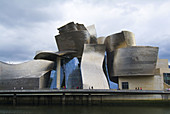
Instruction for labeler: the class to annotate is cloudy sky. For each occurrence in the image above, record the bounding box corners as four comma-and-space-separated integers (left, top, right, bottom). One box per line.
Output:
0, 0, 170, 63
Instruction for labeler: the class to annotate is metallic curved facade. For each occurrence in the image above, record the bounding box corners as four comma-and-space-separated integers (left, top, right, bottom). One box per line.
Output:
34, 51, 76, 61
58, 22, 87, 34
0, 60, 54, 89
81, 44, 109, 89
97, 37, 105, 44
104, 31, 136, 82
86, 24, 97, 38
86, 25, 98, 44
55, 30, 90, 57
113, 46, 159, 76
104, 31, 136, 52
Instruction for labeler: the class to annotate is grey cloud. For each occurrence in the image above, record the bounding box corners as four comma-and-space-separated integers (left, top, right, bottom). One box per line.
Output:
0, 0, 63, 28
0, 43, 33, 62
0, 0, 170, 63
0, 23, 57, 62
149, 35, 170, 61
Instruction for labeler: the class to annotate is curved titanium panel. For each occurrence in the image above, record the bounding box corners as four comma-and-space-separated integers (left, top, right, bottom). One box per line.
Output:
104, 31, 136, 82
113, 46, 159, 76
97, 37, 105, 44
86, 24, 97, 37
104, 31, 136, 52
86, 25, 97, 44
89, 36, 97, 44
81, 44, 109, 89
58, 22, 87, 34
34, 51, 77, 61
0, 60, 54, 80
55, 30, 90, 57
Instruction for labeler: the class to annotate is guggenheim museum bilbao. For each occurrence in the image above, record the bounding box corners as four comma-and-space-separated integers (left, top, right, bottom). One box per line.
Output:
0, 22, 170, 90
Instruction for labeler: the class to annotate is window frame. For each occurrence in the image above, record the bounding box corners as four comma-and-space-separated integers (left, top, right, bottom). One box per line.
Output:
163, 73, 170, 85
122, 82, 129, 89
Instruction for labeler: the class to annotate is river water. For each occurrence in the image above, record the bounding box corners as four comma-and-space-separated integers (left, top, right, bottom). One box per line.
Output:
0, 105, 170, 114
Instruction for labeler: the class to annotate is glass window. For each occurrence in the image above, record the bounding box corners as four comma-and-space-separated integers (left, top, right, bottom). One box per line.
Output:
163, 73, 170, 85
122, 82, 129, 89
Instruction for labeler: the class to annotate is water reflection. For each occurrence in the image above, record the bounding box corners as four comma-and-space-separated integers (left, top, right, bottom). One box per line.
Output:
0, 105, 170, 114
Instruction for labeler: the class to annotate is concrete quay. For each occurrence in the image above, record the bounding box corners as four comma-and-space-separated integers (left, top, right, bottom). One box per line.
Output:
0, 89, 170, 105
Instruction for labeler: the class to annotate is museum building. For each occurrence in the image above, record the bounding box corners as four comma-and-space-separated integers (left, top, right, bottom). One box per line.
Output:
0, 22, 170, 90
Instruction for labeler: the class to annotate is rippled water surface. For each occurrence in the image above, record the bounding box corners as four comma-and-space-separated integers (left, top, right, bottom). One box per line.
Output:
0, 105, 170, 114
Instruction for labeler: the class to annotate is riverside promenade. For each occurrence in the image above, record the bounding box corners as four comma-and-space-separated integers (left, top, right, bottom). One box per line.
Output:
0, 89, 170, 105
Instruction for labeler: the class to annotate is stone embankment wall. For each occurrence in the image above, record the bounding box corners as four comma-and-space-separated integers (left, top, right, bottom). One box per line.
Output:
0, 90, 170, 105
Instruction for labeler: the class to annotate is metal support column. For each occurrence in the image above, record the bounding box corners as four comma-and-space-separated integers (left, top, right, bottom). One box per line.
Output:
56, 57, 61, 89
